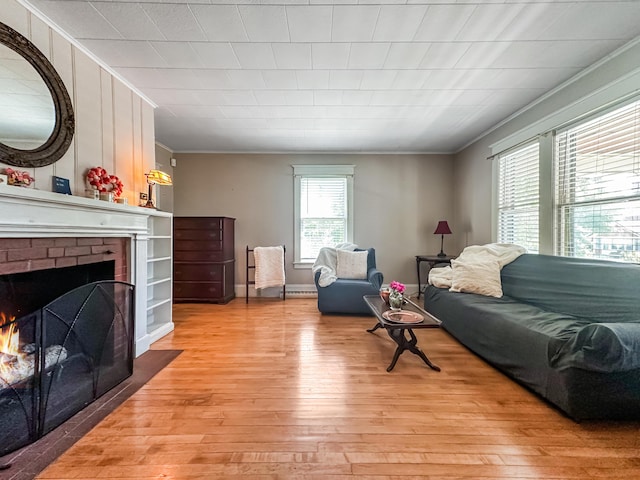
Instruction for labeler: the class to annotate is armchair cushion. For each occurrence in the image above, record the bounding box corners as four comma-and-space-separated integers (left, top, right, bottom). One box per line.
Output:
336, 249, 368, 279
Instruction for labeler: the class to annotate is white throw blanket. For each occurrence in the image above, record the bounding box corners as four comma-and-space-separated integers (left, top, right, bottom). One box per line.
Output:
311, 243, 358, 287
428, 243, 526, 290
254, 246, 285, 289
429, 266, 455, 289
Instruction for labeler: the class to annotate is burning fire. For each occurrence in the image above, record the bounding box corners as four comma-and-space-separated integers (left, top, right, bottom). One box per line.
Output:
0, 312, 19, 357
0, 312, 68, 388
0, 312, 26, 386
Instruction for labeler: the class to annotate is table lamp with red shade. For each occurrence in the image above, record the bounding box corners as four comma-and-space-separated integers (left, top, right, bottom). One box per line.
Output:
434, 220, 452, 258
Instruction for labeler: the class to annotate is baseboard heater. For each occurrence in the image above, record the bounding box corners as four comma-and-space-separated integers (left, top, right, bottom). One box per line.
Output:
282, 289, 317, 298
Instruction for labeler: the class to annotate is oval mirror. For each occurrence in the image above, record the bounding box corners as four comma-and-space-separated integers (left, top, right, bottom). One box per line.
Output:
0, 21, 74, 168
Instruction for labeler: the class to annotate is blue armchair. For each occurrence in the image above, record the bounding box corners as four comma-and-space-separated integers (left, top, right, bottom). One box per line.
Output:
314, 248, 383, 315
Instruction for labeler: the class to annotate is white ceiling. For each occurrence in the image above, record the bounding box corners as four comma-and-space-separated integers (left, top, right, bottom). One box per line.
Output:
23, 0, 640, 153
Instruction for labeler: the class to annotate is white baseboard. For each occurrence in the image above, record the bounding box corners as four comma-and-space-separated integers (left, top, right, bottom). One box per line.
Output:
236, 283, 422, 299
237, 283, 318, 298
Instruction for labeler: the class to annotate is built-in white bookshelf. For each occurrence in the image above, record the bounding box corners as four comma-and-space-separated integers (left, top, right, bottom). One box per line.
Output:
145, 212, 173, 344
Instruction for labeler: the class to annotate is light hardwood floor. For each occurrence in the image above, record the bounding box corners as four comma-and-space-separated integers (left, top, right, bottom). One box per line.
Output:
39, 299, 640, 479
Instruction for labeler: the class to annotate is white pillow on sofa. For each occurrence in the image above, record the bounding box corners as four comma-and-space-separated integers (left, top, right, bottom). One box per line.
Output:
336, 249, 368, 280
450, 259, 503, 298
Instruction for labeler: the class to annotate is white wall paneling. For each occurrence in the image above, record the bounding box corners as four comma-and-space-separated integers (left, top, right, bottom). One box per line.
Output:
0, 0, 156, 205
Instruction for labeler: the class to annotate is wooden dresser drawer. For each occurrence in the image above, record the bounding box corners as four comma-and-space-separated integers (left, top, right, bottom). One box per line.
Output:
173, 250, 227, 262
173, 281, 222, 299
174, 228, 222, 241
174, 217, 223, 230
174, 264, 223, 281
173, 239, 223, 252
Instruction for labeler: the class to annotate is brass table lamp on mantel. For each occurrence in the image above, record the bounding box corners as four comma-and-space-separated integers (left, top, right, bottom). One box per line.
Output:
144, 169, 172, 209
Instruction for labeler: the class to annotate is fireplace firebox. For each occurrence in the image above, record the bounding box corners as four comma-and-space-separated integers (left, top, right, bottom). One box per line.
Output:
0, 268, 134, 456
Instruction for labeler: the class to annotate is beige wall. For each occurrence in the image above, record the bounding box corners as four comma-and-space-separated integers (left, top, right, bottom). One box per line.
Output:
172, 153, 454, 289
452, 41, 640, 254
0, 0, 155, 204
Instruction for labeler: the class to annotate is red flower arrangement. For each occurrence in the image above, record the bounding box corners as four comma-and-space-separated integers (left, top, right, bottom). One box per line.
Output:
86, 166, 123, 197
3, 168, 34, 187
389, 280, 406, 295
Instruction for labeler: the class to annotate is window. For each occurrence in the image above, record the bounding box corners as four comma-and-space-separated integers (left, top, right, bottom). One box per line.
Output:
293, 165, 354, 266
556, 100, 640, 262
496, 142, 540, 253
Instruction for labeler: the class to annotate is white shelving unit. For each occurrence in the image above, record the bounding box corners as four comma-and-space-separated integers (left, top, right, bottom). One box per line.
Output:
145, 211, 173, 345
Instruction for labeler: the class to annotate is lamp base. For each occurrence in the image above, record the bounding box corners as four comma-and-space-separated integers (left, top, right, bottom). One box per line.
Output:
437, 234, 447, 258
143, 183, 155, 208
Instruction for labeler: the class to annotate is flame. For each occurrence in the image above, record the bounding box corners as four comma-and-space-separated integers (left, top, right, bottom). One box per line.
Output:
0, 313, 67, 387
0, 312, 21, 385
0, 312, 19, 356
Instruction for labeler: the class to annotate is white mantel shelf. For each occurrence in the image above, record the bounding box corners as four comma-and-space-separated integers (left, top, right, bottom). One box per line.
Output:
0, 185, 168, 237
0, 185, 174, 357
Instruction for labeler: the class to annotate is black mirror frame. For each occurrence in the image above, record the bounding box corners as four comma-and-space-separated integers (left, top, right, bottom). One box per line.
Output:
0, 21, 74, 168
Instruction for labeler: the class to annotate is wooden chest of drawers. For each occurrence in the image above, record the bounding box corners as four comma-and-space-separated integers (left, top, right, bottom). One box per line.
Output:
173, 216, 235, 303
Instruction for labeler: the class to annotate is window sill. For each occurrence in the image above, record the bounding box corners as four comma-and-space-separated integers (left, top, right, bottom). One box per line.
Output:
293, 262, 313, 270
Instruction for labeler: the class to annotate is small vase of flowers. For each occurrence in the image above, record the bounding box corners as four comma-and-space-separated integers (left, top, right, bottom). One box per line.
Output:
3, 168, 34, 187
388, 280, 405, 311
86, 166, 123, 199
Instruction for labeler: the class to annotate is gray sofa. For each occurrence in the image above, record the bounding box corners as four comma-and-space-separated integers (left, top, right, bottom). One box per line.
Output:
314, 248, 383, 315
424, 253, 640, 420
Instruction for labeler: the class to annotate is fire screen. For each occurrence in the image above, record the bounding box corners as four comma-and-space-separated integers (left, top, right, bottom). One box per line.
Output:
0, 281, 134, 456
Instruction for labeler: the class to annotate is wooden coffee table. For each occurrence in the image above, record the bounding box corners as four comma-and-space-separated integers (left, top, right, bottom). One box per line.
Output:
363, 295, 442, 372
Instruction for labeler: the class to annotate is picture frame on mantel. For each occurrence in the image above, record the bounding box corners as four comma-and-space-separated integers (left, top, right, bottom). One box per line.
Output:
52, 175, 72, 195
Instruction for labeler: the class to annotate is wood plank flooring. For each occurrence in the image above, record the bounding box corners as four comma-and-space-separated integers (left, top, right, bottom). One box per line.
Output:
38, 299, 640, 479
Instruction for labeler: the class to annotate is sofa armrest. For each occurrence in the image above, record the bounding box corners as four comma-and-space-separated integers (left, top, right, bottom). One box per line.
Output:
550, 322, 640, 373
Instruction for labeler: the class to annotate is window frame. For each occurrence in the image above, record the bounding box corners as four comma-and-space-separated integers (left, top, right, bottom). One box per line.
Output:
292, 164, 355, 268
554, 98, 640, 261
492, 95, 640, 263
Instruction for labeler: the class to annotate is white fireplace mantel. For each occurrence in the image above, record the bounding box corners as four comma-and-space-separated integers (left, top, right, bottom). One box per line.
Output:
0, 185, 149, 236
0, 185, 174, 357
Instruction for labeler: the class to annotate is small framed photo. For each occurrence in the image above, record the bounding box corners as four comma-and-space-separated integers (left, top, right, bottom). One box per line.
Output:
0, 174, 7, 186
52, 175, 72, 195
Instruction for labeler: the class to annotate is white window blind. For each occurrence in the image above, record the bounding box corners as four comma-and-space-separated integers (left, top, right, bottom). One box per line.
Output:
497, 142, 540, 253
555, 99, 640, 262
293, 164, 354, 266
300, 177, 348, 261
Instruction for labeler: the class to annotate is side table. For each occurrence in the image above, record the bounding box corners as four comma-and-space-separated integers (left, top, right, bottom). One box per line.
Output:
416, 255, 455, 298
